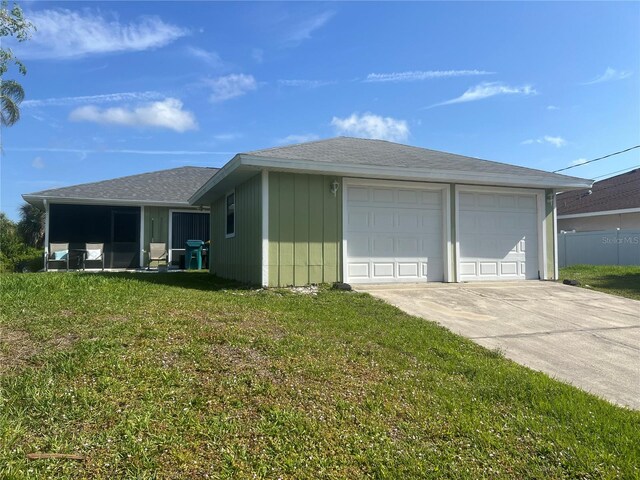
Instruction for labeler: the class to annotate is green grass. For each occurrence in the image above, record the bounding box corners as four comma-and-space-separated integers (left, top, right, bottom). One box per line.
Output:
560, 264, 640, 300
1, 272, 638, 479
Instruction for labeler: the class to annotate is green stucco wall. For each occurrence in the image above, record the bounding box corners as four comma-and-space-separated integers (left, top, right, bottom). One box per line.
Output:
210, 173, 262, 284
545, 188, 556, 279
268, 172, 342, 287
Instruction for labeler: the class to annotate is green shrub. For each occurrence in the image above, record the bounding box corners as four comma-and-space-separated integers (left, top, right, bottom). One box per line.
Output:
0, 213, 44, 273
0, 248, 43, 273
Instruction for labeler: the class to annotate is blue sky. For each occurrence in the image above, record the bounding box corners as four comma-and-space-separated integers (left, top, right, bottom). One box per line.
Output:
2, 1, 639, 220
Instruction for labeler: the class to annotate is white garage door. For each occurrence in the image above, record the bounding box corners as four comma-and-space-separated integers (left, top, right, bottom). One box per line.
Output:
345, 183, 444, 283
458, 190, 539, 281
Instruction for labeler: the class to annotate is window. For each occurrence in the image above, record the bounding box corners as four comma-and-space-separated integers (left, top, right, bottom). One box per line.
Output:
226, 192, 235, 237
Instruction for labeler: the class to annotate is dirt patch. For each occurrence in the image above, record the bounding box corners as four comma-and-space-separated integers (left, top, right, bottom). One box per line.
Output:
0, 328, 80, 374
0, 328, 37, 373
212, 344, 281, 383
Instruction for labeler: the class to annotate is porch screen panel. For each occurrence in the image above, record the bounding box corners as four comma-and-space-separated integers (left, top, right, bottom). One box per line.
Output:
171, 212, 210, 248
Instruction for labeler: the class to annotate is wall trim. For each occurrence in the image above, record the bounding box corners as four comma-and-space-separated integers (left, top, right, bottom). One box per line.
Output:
140, 206, 145, 268
553, 192, 559, 280
539, 193, 548, 280
43, 199, 50, 258
443, 185, 452, 282
261, 169, 269, 287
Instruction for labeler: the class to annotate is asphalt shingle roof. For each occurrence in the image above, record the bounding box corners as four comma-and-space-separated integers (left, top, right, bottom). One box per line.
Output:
556, 168, 640, 215
246, 136, 588, 185
25, 166, 218, 204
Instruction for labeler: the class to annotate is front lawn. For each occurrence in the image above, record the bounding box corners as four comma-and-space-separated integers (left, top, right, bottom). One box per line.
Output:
560, 264, 640, 300
1, 272, 638, 478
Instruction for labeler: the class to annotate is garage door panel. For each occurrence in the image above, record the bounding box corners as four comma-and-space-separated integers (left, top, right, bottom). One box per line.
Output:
346, 184, 444, 283
397, 189, 419, 204
372, 211, 394, 229
397, 262, 419, 277
498, 194, 517, 208
347, 233, 370, 256
518, 196, 536, 209
372, 236, 395, 256
372, 188, 394, 203
500, 262, 518, 275
373, 262, 394, 278
459, 190, 539, 281
348, 262, 370, 279
398, 212, 420, 229
347, 209, 370, 229
348, 187, 370, 202
397, 237, 420, 255
421, 190, 442, 205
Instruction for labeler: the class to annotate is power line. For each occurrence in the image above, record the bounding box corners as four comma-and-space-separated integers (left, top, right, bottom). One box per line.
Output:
592, 164, 639, 180
553, 145, 640, 173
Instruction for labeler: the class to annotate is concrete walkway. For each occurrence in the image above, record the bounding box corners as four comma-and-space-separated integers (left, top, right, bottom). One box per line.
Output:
355, 282, 640, 409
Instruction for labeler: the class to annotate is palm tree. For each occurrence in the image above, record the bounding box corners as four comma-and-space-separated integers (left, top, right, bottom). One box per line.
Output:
0, 79, 25, 127
17, 203, 45, 248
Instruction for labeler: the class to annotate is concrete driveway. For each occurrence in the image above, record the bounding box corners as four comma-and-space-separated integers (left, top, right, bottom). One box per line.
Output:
355, 282, 640, 409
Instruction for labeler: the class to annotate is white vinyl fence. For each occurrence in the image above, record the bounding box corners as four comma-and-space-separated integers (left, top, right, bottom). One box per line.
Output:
558, 229, 640, 267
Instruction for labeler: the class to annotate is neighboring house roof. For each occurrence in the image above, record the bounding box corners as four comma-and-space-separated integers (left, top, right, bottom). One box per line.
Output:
190, 137, 592, 205
556, 168, 640, 216
23, 166, 218, 209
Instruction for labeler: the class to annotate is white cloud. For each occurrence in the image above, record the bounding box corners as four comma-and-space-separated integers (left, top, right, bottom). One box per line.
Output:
521, 135, 567, 148
546, 105, 559, 110
543, 136, 567, 148
69, 98, 197, 132
571, 158, 588, 166
19, 9, 187, 59
213, 133, 242, 141
276, 134, 320, 145
23, 91, 164, 108
32, 157, 45, 169
186, 46, 223, 68
284, 11, 334, 45
206, 74, 257, 102
582, 67, 632, 85
431, 82, 537, 107
278, 79, 335, 88
331, 113, 409, 142
365, 70, 494, 83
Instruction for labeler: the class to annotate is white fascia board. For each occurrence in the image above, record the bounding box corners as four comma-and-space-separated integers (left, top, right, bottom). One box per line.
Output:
239, 154, 593, 190
21, 195, 208, 209
557, 207, 640, 219
189, 155, 242, 205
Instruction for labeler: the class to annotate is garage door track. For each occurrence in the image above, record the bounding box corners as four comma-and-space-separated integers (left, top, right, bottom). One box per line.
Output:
356, 282, 640, 409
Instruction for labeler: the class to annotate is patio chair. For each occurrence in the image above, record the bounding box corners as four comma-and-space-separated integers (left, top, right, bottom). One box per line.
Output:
84, 243, 105, 271
147, 242, 168, 270
45, 243, 69, 271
